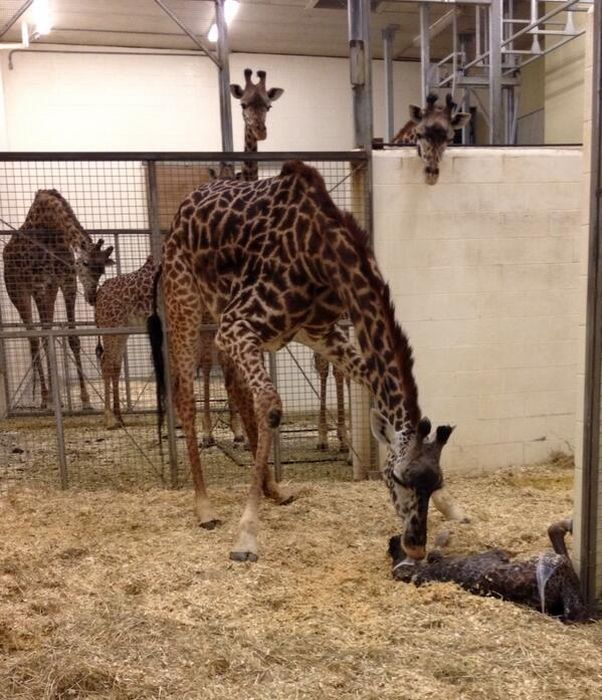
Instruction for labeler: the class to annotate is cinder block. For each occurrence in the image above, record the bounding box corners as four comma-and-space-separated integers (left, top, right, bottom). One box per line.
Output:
451, 154, 504, 184
503, 151, 582, 183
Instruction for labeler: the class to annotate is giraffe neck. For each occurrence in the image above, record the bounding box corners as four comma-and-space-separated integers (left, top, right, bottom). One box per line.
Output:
242, 125, 258, 182
327, 216, 420, 434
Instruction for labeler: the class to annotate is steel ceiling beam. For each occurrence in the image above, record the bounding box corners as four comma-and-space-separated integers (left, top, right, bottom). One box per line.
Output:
0, 0, 34, 40
151, 0, 219, 67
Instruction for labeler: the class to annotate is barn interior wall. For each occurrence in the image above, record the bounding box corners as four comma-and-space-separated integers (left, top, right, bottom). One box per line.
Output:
0, 47, 421, 152
544, 10, 586, 144
372, 147, 583, 473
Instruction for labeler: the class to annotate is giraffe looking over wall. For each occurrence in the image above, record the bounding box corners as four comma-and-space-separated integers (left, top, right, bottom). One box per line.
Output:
2, 189, 114, 410
392, 93, 470, 185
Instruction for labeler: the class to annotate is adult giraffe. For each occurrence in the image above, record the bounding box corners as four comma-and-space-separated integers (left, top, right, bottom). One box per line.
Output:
148, 161, 467, 562
392, 93, 470, 184
2, 189, 114, 409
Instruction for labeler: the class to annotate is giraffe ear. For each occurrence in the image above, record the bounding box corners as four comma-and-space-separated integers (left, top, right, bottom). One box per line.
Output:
436, 425, 455, 445
370, 409, 396, 447
417, 417, 431, 442
409, 105, 422, 123
230, 84, 244, 99
451, 112, 471, 130
267, 87, 284, 102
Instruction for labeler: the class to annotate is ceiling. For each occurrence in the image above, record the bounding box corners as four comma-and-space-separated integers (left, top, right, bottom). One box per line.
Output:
0, 0, 493, 62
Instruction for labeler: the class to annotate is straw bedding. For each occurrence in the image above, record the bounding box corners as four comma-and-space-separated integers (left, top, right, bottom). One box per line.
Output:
1, 454, 601, 699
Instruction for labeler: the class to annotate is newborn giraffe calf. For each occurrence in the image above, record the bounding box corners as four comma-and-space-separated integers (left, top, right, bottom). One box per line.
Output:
389, 519, 588, 623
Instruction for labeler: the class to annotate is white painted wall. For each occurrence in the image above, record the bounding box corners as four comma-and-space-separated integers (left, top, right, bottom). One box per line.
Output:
373, 147, 583, 473
0, 47, 420, 151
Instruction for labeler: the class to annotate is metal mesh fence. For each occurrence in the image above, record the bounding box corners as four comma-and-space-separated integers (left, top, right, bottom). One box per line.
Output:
0, 152, 376, 494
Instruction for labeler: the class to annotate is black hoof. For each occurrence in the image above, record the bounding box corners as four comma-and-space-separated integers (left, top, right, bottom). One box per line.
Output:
233, 435, 245, 444
229, 551, 259, 562
199, 519, 221, 530
316, 442, 328, 451
201, 437, 216, 448
268, 408, 282, 429
279, 495, 295, 506
81, 405, 94, 414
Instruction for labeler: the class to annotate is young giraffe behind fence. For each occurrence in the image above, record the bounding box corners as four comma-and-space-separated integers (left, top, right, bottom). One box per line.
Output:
2, 189, 114, 410
95, 251, 244, 443
148, 160, 467, 563
392, 93, 470, 184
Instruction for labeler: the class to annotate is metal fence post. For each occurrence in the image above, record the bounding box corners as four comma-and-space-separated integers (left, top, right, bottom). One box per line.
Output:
47, 333, 68, 489
146, 159, 180, 488
0, 299, 9, 418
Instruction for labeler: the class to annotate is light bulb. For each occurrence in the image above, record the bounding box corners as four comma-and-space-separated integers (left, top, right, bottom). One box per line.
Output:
225, 0, 240, 23
32, 0, 52, 35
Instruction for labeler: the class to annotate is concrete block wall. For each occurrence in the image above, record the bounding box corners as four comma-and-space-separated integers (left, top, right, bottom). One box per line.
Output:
373, 147, 583, 473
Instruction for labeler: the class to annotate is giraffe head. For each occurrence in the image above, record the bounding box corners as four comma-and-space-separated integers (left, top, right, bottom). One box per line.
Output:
408, 93, 470, 185
372, 411, 455, 561
230, 68, 284, 142
75, 238, 114, 305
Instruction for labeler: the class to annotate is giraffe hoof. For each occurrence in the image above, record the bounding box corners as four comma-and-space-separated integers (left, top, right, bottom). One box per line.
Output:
268, 408, 282, 429
201, 437, 216, 448
81, 405, 94, 413
229, 550, 259, 563
233, 435, 245, 444
316, 442, 328, 451
199, 518, 222, 530
278, 494, 295, 506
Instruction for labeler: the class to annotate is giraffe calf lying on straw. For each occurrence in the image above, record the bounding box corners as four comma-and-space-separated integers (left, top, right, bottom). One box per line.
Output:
389, 519, 588, 623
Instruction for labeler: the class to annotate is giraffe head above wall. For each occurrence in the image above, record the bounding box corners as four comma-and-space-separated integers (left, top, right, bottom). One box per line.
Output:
397, 93, 471, 185
229, 68, 284, 142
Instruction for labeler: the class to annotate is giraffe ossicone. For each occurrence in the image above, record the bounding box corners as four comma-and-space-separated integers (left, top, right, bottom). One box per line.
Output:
148, 160, 466, 563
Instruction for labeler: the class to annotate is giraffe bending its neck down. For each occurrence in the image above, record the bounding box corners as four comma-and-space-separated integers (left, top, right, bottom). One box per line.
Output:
148, 161, 467, 562
392, 93, 470, 185
229, 68, 284, 182
2, 189, 114, 410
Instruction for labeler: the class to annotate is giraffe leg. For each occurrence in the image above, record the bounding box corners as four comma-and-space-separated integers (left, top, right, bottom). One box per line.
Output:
431, 487, 470, 523
62, 279, 92, 411
333, 365, 348, 453
101, 336, 126, 429
33, 291, 58, 411
219, 350, 286, 503
10, 293, 48, 407
219, 351, 248, 446
216, 320, 293, 561
167, 298, 219, 529
199, 337, 216, 447
314, 353, 329, 450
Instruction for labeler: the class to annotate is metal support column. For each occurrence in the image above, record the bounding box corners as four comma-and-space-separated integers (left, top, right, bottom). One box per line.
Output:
489, 0, 504, 143
348, 0, 373, 149
47, 334, 68, 489
382, 25, 398, 142
146, 160, 180, 488
579, 0, 601, 613
420, 3, 431, 104
215, 0, 233, 152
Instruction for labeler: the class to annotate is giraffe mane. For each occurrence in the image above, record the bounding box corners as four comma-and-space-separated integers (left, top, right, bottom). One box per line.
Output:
279, 161, 421, 427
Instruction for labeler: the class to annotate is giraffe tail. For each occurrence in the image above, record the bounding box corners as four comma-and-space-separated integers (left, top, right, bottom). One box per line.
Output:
95, 337, 104, 363
147, 265, 165, 449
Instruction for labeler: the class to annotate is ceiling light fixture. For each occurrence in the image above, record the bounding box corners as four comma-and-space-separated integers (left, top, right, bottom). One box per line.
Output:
32, 0, 53, 36
207, 0, 240, 43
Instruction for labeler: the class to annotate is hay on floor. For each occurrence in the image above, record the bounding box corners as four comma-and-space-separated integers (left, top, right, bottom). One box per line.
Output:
1, 455, 601, 699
